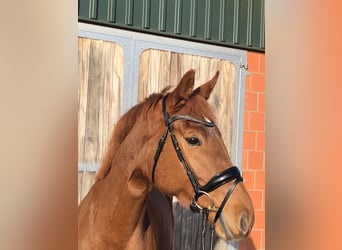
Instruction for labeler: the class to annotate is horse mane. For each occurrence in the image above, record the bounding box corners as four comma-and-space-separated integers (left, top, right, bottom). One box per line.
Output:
95, 89, 170, 181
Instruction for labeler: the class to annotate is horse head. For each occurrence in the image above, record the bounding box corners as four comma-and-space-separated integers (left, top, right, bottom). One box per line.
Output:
148, 69, 255, 241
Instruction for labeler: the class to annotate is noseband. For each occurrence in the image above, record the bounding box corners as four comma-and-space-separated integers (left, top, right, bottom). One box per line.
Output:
152, 95, 243, 223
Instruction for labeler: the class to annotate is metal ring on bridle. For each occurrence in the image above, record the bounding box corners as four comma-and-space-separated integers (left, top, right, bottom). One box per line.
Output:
191, 191, 219, 212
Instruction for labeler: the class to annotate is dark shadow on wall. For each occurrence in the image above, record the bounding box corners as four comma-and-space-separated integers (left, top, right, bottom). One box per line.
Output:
239, 236, 257, 250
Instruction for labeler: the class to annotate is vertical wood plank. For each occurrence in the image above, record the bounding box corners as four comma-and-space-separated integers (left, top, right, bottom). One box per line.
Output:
84, 39, 102, 164
78, 171, 83, 204
78, 37, 91, 164
78, 37, 124, 203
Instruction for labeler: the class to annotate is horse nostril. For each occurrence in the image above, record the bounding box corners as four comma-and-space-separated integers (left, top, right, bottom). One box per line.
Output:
240, 214, 250, 236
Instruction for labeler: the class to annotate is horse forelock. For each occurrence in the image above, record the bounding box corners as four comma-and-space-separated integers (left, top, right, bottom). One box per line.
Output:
187, 95, 217, 124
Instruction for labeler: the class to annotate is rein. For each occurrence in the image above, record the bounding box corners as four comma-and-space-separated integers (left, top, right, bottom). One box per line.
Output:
152, 95, 243, 249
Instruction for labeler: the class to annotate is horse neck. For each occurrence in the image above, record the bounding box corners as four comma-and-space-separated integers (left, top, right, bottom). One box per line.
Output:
96, 136, 153, 245
79, 130, 156, 249
79, 100, 167, 249
79, 169, 149, 249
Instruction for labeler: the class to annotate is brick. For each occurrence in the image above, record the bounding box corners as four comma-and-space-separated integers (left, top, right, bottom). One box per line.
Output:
246, 75, 252, 91
256, 131, 265, 151
249, 112, 265, 131
244, 111, 250, 130
239, 236, 257, 250
251, 74, 265, 92
254, 210, 265, 229
239, 239, 246, 250
259, 54, 265, 73
248, 151, 264, 170
242, 170, 255, 190
258, 93, 265, 112
247, 52, 260, 72
246, 231, 261, 250
255, 171, 265, 190
245, 92, 258, 111
242, 150, 249, 170
259, 54, 266, 73
239, 234, 259, 250
261, 230, 265, 250
249, 190, 263, 210
243, 131, 256, 150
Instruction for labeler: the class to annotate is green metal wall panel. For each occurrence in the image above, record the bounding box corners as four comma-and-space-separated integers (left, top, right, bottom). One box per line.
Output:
78, 0, 265, 52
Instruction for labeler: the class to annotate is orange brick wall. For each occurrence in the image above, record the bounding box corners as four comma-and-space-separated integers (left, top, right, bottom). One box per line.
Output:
239, 52, 265, 250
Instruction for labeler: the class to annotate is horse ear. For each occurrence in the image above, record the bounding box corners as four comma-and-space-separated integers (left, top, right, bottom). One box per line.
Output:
193, 71, 219, 100
169, 69, 195, 110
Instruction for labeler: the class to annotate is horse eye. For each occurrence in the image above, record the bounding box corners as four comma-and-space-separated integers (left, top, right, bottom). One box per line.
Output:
185, 137, 202, 146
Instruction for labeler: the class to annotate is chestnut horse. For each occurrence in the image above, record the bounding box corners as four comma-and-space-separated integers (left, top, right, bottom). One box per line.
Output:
78, 70, 254, 249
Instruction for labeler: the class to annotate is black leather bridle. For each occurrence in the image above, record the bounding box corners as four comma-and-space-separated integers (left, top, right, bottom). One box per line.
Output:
152, 95, 243, 224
